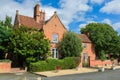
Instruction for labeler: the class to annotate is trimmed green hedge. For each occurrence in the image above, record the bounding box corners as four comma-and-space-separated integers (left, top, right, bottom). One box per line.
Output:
29, 57, 80, 72
0, 59, 11, 62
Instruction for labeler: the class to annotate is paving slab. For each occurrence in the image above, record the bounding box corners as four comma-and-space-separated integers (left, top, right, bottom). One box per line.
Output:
34, 68, 98, 77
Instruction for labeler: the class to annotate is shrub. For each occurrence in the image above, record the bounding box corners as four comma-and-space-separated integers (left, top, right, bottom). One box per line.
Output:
29, 57, 80, 72
62, 57, 78, 69
46, 59, 62, 70
30, 61, 47, 72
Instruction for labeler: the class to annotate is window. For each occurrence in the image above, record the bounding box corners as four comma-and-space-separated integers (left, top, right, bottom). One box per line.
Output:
83, 53, 88, 61
52, 34, 58, 43
52, 48, 58, 58
83, 43, 87, 48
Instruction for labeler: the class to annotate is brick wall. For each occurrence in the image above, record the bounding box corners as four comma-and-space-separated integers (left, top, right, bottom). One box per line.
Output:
90, 60, 112, 67
43, 14, 66, 55
79, 43, 95, 67
0, 62, 11, 73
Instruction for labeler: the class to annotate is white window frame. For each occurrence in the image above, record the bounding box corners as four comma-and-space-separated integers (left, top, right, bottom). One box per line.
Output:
83, 43, 87, 48
52, 34, 58, 43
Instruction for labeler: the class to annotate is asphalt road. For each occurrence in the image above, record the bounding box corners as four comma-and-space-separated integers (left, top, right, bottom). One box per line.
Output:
0, 69, 120, 80
0, 72, 40, 80
42, 69, 120, 80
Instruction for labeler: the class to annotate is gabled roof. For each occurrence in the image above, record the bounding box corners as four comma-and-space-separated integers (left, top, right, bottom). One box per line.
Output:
18, 15, 43, 29
45, 12, 67, 30
78, 34, 91, 43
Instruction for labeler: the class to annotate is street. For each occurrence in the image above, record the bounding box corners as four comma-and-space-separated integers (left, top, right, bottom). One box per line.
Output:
0, 69, 120, 80
42, 69, 120, 80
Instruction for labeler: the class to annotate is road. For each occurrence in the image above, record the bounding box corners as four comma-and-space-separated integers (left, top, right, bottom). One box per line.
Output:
42, 69, 120, 80
0, 69, 120, 80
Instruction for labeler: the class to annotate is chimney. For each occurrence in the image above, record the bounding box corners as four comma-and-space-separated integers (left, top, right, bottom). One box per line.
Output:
34, 3, 40, 23
16, 10, 19, 15
14, 10, 21, 28
85, 32, 90, 37
40, 10, 45, 24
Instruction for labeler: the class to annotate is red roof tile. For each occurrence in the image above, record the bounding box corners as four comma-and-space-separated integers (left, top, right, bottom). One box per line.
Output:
19, 15, 43, 29
79, 34, 91, 43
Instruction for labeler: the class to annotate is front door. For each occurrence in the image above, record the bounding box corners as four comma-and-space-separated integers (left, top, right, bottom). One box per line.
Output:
52, 48, 58, 58
83, 53, 88, 62
83, 53, 90, 67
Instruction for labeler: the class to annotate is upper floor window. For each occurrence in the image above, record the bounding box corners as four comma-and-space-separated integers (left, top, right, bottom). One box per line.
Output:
52, 34, 58, 43
83, 43, 87, 48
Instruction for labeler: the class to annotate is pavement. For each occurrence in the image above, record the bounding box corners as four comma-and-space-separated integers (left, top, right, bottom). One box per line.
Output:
42, 69, 120, 80
34, 65, 120, 77
34, 68, 98, 77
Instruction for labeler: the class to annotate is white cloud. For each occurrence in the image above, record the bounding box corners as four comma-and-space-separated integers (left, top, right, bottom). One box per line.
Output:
91, 0, 104, 5
102, 18, 120, 32
79, 23, 87, 28
58, 0, 92, 29
102, 18, 111, 25
0, 0, 38, 24
100, 0, 120, 14
42, 6, 58, 20
79, 20, 96, 29
0, 0, 92, 30
113, 22, 120, 30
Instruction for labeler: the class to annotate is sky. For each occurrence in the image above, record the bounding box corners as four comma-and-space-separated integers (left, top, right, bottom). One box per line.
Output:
0, 0, 120, 34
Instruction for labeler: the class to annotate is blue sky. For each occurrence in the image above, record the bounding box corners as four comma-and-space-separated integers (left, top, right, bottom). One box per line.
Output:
0, 0, 120, 34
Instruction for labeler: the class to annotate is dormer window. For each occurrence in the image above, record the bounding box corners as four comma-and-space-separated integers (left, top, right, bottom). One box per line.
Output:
52, 34, 58, 43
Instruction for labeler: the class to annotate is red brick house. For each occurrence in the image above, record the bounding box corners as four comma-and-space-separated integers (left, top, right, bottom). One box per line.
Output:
78, 34, 96, 67
14, 4, 67, 59
14, 4, 113, 67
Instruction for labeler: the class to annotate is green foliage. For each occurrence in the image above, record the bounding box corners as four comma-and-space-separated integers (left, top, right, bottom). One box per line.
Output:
0, 59, 11, 62
80, 23, 120, 57
0, 16, 12, 58
59, 31, 83, 58
46, 59, 62, 70
8, 26, 50, 64
0, 26, 12, 51
100, 50, 106, 61
29, 57, 79, 72
110, 57, 114, 61
4, 16, 12, 28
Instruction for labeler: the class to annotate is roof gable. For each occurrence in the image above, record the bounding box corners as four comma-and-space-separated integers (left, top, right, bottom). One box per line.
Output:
79, 34, 91, 43
45, 12, 67, 30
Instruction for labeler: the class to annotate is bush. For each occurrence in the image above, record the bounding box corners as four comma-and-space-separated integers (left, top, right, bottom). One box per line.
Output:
46, 59, 62, 70
62, 57, 78, 69
29, 57, 80, 72
30, 61, 47, 72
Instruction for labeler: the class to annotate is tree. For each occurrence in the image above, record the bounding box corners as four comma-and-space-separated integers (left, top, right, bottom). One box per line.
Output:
59, 31, 83, 58
0, 16, 12, 59
4, 16, 12, 28
80, 23, 120, 58
8, 26, 50, 66
100, 50, 106, 61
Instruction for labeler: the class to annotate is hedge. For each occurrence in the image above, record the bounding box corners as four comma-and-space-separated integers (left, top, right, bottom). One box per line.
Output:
0, 59, 11, 62
29, 57, 80, 72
